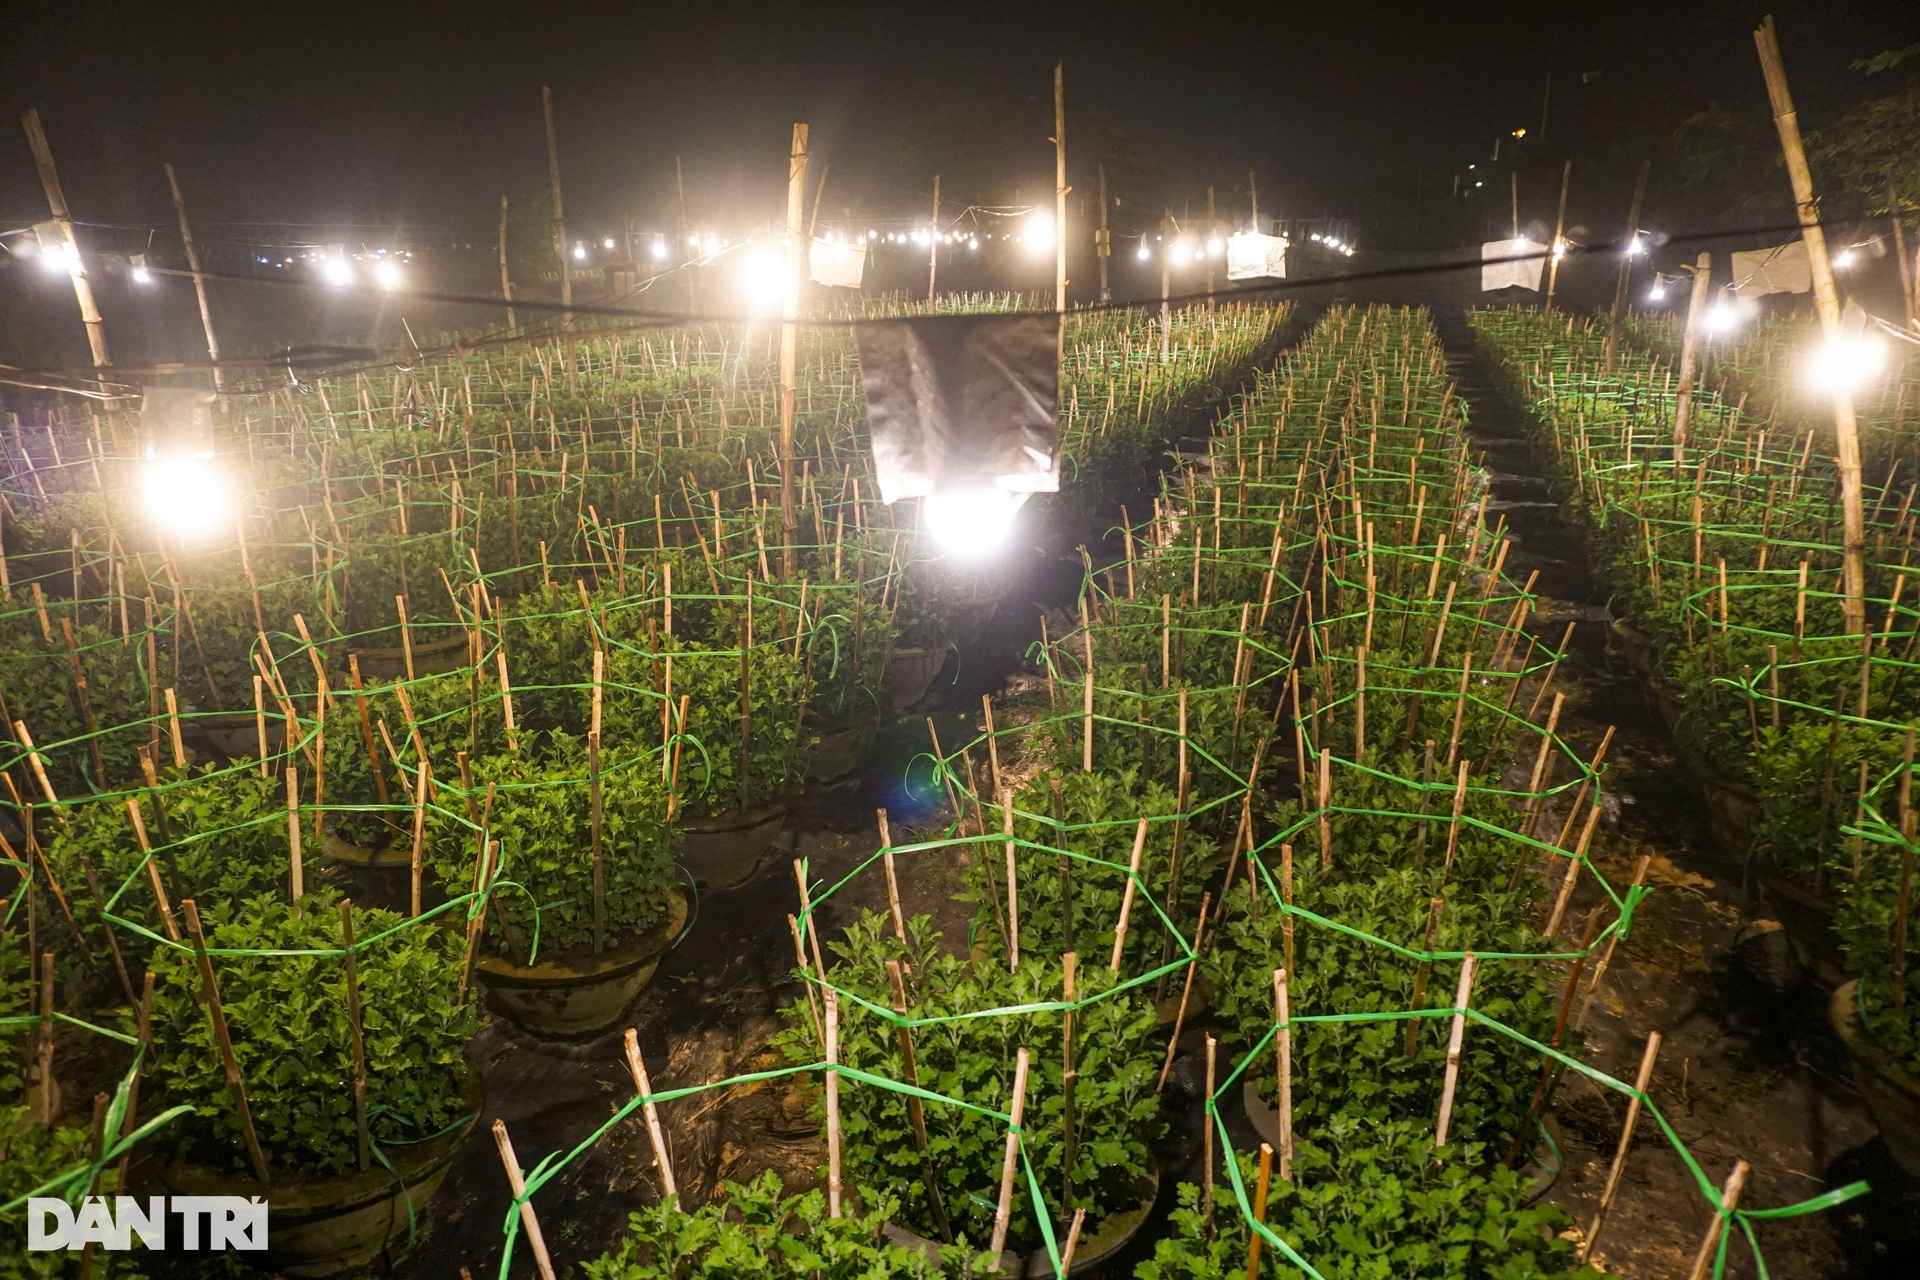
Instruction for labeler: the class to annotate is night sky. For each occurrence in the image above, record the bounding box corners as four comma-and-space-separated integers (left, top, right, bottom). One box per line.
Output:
3, 1, 1917, 243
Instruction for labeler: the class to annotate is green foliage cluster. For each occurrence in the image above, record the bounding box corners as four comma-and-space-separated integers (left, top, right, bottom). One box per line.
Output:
141, 891, 474, 1176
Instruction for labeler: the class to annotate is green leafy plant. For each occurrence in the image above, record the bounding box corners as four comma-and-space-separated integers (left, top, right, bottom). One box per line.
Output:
141, 890, 474, 1177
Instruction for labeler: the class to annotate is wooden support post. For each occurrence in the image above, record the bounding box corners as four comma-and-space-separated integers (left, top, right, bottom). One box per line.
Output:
492, 1119, 558, 1280
928, 175, 940, 299
497, 196, 517, 332
1756, 15, 1867, 634
1109, 816, 1148, 972
22, 109, 109, 368
779, 123, 811, 580
1543, 160, 1571, 313
1672, 253, 1713, 466
1433, 952, 1478, 1147
988, 1047, 1031, 1259
1603, 162, 1651, 372
1244, 1143, 1275, 1280
1683, 1160, 1751, 1280
1003, 788, 1021, 970
1273, 968, 1294, 1180
878, 808, 908, 945
1580, 1031, 1662, 1262
338, 899, 371, 1172
887, 959, 951, 1240
622, 1030, 679, 1205
180, 899, 270, 1182
541, 87, 572, 329
825, 987, 843, 1217
1054, 62, 1068, 319
1155, 896, 1210, 1091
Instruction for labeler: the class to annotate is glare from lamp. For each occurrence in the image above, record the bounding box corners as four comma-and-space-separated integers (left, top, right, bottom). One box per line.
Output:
1137, 242, 1151, 260
320, 256, 353, 286
924, 487, 1019, 559
1626, 235, 1644, 256
131, 266, 153, 284
739, 246, 785, 312
1025, 211, 1054, 252
603, 237, 615, 249
141, 453, 232, 540
651, 238, 668, 259
374, 260, 403, 289
1703, 302, 1741, 334
1207, 237, 1223, 256
1807, 334, 1888, 395
1648, 283, 1667, 301
572, 244, 588, 261
1834, 249, 1856, 270
40, 241, 79, 276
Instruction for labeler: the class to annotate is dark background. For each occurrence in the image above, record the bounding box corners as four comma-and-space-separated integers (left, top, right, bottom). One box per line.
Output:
1, 0, 1917, 371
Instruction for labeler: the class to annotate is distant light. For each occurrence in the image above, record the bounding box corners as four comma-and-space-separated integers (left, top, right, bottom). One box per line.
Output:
651, 236, 668, 259
689, 235, 701, 249
1137, 241, 1151, 260
130, 253, 152, 284
572, 243, 588, 261
1207, 237, 1223, 256
969, 237, 979, 250
1551, 239, 1567, 260
1475, 181, 1484, 188
141, 453, 231, 539
1807, 334, 1887, 395
1649, 282, 1667, 301
1626, 235, 1645, 256
739, 245, 784, 312
603, 237, 615, 249
320, 256, 353, 286
1512, 128, 1527, 138
40, 240, 79, 276
1704, 301, 1742, 334
1834, 249, 1856, 270
925, 487, 1019, 558
374, 260, 403, 289
1025, 211, 1054, 253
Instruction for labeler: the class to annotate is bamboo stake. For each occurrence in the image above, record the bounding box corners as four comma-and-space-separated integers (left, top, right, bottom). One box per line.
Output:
1109, 816, 1149, 973
338, 899, 371, 1172
778, 123, 811, 578
1003, 789, 1021, 970
1155, 893, 1211, 1091
1402, 897, 1447, 1057
1580, 1031, 1662, 1262
492, 1119, 558, 1280
620, 1030, 679, 1204
22, 109, 108, 367
1575, 854, 1652, 1033
887, 959, 951, 1240
1683, 1160, 1751, 1280
988, 1047, 1031, 1259
1274, 968, 1294, 1180
793, 859, 830, 984
878, 808, 907, 945
1244, 1143, 1275, 1280
1203, 1035, 1217, 1222
825, 987, 842, 1217
180, 899, 270, 1182
1081, 596, 1096, 771
1433, 952, 1478, 1147
788, 913, 824, 1043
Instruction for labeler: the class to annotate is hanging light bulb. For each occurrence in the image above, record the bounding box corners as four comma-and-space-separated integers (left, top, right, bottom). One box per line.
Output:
924, 487, 1022, 558
1807, 333, 1888, 394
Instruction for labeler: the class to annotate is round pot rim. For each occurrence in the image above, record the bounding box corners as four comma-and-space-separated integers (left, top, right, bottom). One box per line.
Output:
477, 888, 688, 987
158, 1067, 483, 1215
680, 787, 797, 833
1832, 979, 1920, 1100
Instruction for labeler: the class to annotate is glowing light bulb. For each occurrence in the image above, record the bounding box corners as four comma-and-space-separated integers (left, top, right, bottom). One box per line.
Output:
1834, 249, 1856, 270
651, 237, 668, 259
1208, 238, 1223, 256
603, 237, 615, 249
924, 487, 1020, 558
1025, 211, 1054, 252
1808, 334, 1888, 394
739, 245, 785, 312
1626, 235, 1644, 256
374, 260, 403, 289
320, 256, 353, 286
572, 243, 588, 261
1137, 242, 1151, 260
141, 453, 232, 539
1649, 283, 1667, 301
1704, 302, 1741, 334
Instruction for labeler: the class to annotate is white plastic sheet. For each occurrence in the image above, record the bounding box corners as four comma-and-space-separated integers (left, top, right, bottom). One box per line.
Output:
1480, 239, 1548, 292
1226, 233, 1287, 281
809, 238, 866, 289
1731, 241, 1810, 300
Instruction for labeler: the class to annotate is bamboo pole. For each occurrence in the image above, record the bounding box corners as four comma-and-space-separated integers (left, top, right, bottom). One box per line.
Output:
1672, 253, 1713, 466
1433, 952, 1478, 1147
887, 959, 951, 1240
22, 109, 108, 367
1683, 1160, 1751, 1280
1109, 816, 1149, 972
621, 1030, 679, 1204
825, 986, 843, 1217
779, 123, 811, 580
1003, 788, 1021, 970
163, 163, 221, 386
1152, 885, 1211, 1090
541, 87, 572, 330
1055, 62, 1068, 320
1543, 160, 1571, 313
1580, 1031, 1662, 1262
1202, 1034, 1217, 1221
1402, 897, 1447, 1056
1273, 968, 1294, 1180
338, 899, 371, 1172
988, 1047, 1031, 1259
1244, 1143, 1275, 1280
497, 196, 517, 332
180, 899, 270, 1182
1603, 162, 1651, 372
1756, 15, 1867, 634
493, 1119, 558, 1280
788, 913, 824, 1043
590, 647, 606, 954
928, 175, 940, 299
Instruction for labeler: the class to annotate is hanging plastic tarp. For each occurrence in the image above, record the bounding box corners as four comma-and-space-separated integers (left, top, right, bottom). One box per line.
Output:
1480, 238, 1549, 292
809, 238, 866, 290
1226, 233, 1287, 281
856, 313, 1060, 504
1731, 240, 1810, 300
